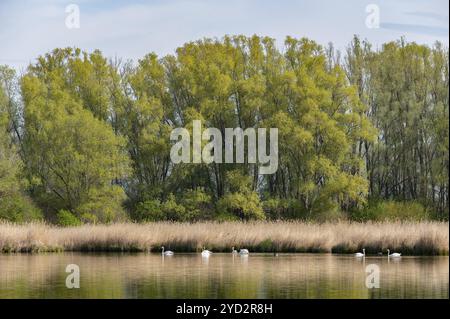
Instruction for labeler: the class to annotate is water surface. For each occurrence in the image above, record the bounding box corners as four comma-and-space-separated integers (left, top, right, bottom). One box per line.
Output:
0, 253, 448, 298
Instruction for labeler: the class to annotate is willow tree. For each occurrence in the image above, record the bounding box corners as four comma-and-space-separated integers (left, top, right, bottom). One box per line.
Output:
20, 53, 130, 222
345, 36, 449, 218
260, 37, 375, 217
0, 66, 41, 222
163, 36, 273, 219
162, 36, 374, 219
6, 35, 444, 223
113, 53, 174, 204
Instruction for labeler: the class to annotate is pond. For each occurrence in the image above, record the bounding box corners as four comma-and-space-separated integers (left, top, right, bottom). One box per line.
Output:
0, 253, 448, 298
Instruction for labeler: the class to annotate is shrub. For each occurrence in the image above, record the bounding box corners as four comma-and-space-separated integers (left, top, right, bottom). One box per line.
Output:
217, 191, 265, 220
161, 194, 186, 221
0, 131, 43, 223
350, 200, 430, 221
134, 189, 220, 222
179, 188, 212, 221
263, 198, 308, 220
263, 198, 289, 220
215, 211, 240, 222
0, 194, 43, 223
133, 199, 164, 222
76, 186, 127, 223
312, 207, 346, 222
56, 209, 81, 226
217, 170, 265, 220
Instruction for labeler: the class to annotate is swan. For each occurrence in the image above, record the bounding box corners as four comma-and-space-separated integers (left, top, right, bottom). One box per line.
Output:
355, 248, 365, 257
239, 248, 249, 255
161, 246, 174, 256
201, 247, 212, 257
231, 247, 238, 254
387, 249, 401, 258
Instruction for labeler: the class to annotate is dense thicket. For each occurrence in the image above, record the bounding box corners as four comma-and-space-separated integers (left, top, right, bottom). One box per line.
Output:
0, 66, 42, 222
0, 36, 448, 223
345, 37, 449, 220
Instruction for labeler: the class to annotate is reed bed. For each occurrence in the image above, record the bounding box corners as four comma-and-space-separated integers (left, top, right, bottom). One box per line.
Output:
0, 221, 448, 255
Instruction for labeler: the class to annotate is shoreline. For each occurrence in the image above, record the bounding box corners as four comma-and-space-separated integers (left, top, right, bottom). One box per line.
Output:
0, 221, 448, 255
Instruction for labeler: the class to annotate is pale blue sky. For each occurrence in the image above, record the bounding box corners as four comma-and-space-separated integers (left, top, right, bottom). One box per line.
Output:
0, 0, 448, 70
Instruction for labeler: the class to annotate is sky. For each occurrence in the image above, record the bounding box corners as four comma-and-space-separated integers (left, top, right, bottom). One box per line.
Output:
0, 0, 448, 71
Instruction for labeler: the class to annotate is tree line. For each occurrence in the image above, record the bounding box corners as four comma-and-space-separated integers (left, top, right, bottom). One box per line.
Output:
0, 35, 448, 224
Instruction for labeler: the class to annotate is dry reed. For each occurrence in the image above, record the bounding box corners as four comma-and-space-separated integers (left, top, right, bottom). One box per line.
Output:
0, 221, 448, 255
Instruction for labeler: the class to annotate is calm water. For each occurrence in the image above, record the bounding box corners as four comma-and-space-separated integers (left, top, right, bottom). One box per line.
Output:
0, 253, 448, 299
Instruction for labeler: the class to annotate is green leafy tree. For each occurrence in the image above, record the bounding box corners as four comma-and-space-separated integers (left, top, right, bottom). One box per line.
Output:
345, 37, 449, 219
20, 64, 130, 222
0, 66, 42, 222
2, 36, 446, 223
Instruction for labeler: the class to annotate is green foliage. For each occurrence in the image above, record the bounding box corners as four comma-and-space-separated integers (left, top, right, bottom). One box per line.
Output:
350, 200, 430, 221
114, 53, 173, 204
217, 171, 265, 220
20, 54, 130, 222
262, 198, 289, 220
179, 188, 213, 220
346, 36, 449, 219
215, 211, 240, 222
133, 199, 164, 222
0, 35, 448, 224
0, 66, 43, 223
133, 189, 212, 222
0, 193, 42, 223
76, 186, 127, 223
56, 209, 81, 227
161, 194, 187, 221
217, 192, 265, 220
262, 198, 310, 220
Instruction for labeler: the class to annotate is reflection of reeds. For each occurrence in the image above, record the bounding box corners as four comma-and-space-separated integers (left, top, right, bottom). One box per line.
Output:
0, 254, 448, 298
0, 221, 448, 255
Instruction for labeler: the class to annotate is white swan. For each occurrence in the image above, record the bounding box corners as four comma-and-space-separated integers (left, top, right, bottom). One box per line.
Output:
201, 247, 212, 257
239, 248, 249, 255
387, 249, 401, 258
161, 246, 174, 256
231, 246, 238, 254
355, 248, 365, 257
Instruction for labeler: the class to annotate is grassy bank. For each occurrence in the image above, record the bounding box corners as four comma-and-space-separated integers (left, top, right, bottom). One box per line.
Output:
0, 221, 448, 255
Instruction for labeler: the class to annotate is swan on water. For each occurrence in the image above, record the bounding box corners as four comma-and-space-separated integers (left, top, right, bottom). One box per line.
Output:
355, 248, 365, 257
239, 249, 249, 255
161, 246, 174, 256
201, 247, 212, 257
387, 249, 401, 258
